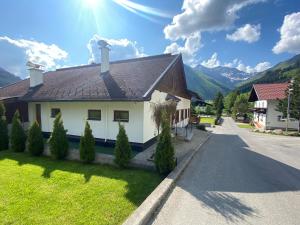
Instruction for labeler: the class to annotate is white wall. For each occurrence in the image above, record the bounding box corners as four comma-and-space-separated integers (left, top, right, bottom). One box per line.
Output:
28, 101, 144, 143
28, 91, 191, 144
143, 90, 191, 143
266, 100, 298, 130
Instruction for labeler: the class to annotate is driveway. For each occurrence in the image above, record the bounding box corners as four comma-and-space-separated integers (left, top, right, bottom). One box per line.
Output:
150, 117, 300, 225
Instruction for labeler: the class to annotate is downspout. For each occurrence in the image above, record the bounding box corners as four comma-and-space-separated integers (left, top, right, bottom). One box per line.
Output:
105, 103, 108, 142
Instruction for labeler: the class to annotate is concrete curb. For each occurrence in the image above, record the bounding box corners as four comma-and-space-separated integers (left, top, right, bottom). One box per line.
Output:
123, 132, 212, 225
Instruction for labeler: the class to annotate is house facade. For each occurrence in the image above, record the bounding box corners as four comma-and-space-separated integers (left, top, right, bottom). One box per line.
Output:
0, 44, 192, 150
249, 83, 298, 130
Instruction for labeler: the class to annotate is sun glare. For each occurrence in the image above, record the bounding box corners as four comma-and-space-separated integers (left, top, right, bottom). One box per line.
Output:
83, 0, 99, 8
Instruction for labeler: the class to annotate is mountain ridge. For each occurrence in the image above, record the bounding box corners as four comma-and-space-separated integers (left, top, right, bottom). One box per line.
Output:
0, 67, 21, 88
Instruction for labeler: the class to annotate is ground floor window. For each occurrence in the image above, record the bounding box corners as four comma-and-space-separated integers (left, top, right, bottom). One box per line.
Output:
114, 110, 129, 122
51, 108, 60, 118
88, 110, 101, 121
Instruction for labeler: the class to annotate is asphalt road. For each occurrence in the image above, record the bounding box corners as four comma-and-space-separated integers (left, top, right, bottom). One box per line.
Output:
150, 117, 300, 225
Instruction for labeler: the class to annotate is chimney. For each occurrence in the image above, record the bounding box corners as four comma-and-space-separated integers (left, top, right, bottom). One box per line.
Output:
98, 40, 110, 73
26, 61, 44, 88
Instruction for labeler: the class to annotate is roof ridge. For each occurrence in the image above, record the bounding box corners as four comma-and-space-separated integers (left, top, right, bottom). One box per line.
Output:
56, 53, 176, 72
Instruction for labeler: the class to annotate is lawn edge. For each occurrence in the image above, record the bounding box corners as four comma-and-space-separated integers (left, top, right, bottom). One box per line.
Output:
123, 132, 212, 225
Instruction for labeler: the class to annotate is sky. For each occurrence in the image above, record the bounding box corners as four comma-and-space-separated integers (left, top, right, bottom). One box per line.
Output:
0, 0, 299, 78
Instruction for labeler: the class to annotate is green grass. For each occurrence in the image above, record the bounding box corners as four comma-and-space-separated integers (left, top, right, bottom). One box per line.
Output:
237, 123, 253, 129
199, 116, 215, 125
0, 150, 162, 225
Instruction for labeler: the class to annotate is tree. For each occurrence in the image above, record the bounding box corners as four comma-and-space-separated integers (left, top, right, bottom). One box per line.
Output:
152, 104, 164, 136
80, 121, 95, 163
10, 110, 26, 152
155, 112, 175, 175
224, 91, 238, 115
152, 101, 177, 135
114, 123, 132, 167
48, 113, 69, 159
232, 93, 250, 119
205, 105, 213, 115
0, 103, 8, 150
277, 77, 300, 131
27, 121, 44, 156
213, 92, 224, 119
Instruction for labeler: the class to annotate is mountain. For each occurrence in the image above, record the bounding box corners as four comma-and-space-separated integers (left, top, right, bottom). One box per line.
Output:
195, 65, 253, 89
184, 65, 231, 100
0, 67, 21, 87
237, 54, 300, 93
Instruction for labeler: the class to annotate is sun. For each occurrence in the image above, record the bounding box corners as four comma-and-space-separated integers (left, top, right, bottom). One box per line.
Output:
83, 0, 99, 8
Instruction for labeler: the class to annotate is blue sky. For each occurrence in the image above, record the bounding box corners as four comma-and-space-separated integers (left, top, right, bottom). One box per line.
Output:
0, 0, 300, 78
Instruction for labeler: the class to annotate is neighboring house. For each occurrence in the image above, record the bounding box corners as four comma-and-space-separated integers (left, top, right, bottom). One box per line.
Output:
0, 42, 192, 150
249, 82, 298, 130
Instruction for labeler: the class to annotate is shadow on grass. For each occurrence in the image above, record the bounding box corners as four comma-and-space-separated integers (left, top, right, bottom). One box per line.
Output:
0, 150, 162, 206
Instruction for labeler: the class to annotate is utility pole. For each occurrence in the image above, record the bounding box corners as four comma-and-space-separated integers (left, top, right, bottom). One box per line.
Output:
286, 79, 294, 132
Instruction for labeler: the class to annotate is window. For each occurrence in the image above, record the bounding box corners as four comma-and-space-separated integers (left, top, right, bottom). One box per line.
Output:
51, 108, 60, 118
114, 110, 129, 122
181, 109, 184, 120
88, 110, 101, 121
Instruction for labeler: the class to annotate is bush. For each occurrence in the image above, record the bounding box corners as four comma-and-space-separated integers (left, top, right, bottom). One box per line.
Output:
27, 121, 44, 156
196, 124, 206, 131
48, 113, 69, 159
155, 113, 175, 175
114, 123, 132, 168
10, 110, 26, 152
80, 121, 95, 163
0, 103, 8, 151
214, 116, 220, 125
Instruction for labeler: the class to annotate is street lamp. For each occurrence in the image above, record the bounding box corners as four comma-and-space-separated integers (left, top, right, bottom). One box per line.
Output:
286, 79, 294, 132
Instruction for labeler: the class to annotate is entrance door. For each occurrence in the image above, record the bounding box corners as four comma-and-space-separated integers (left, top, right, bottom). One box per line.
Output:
35, 104, 41, 127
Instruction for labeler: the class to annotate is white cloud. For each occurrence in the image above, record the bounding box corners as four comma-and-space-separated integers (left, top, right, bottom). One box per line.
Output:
164, 0, 265, 41
273, 12, 300, 54
226, 24, 261, 43
201, 52, 220, 68
87, 35, 146, 64
225, 58, 271, 73
0, 36, 68, 70
164, 32, 202, 66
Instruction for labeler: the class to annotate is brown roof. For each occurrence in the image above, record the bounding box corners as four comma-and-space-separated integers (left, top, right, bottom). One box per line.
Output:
249, 83, 288, 101
0, 54, 183, 102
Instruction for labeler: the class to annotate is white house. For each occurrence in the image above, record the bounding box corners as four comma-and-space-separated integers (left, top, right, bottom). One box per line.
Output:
249, 82, 298, 130
0, 42, 192, 151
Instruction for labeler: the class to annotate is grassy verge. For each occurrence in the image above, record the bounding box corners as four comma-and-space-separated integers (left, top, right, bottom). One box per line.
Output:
237, 123, 253, 129
0, 150, 162, 225
199, 116, 215, 125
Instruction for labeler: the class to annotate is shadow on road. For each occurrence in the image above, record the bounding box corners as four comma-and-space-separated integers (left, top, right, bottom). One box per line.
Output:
176, 133, 300, 222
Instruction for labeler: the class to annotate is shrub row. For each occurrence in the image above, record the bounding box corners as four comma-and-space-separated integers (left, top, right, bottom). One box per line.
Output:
0, 103, 176, 174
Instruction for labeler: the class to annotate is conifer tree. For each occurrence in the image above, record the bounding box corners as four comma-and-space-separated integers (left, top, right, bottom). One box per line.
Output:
48, 113, 69, 159
114, 123, 132, 167
27, 121, 44, 156
0, 103, 8, 150
10, 110, 26, 152
80, 121, 95, 163
155, 112, 175, 174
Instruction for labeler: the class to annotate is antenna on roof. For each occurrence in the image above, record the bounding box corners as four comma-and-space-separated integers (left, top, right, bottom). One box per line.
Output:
26, 61, 44, 70
97, 40, 111, 48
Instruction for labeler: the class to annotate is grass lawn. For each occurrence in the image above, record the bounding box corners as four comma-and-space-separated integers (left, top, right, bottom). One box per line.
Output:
199, 116, 215, 125
237, 123, 253, 129
0, 150, 162, 225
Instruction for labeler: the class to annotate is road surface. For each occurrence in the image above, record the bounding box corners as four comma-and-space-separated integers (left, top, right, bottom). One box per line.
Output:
150, 117, 300, 225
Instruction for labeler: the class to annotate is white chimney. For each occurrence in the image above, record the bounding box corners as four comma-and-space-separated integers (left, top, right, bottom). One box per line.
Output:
26, 61, 44, 88
98, 40, 110, 73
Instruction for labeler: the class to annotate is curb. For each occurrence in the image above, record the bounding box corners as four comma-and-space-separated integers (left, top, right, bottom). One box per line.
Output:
123, 133, 212, 225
